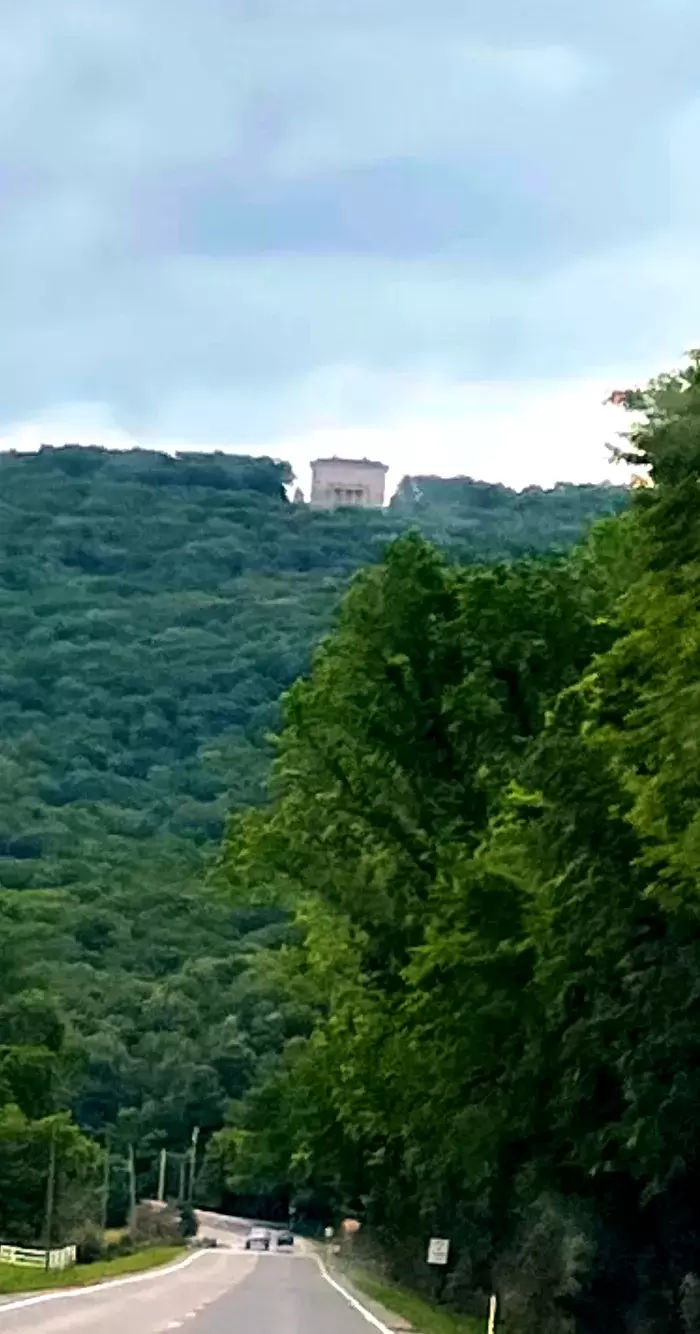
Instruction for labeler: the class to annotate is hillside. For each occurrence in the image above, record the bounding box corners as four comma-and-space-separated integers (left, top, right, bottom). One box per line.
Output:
0, 445, 627, 1183
0, 446, 626, 888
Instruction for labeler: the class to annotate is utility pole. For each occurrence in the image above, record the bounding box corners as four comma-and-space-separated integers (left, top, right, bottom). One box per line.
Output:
127, 1144, 137, 1223
178, 1154, 186, 1204
100, 1135, 111, 1233
43, 1125, 57, 1271
188, 1127, 200, 1204
157, 1148, 167, 1204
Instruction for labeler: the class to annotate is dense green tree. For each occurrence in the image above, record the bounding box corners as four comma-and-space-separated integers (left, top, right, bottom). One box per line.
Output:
0, 1107, 102, 1246
214, 363, 700, 1331
218, 528, 624, 1259
0, 891, 103, 1242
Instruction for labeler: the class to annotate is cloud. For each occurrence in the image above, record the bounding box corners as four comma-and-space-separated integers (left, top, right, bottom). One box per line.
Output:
0, 0, 697, 479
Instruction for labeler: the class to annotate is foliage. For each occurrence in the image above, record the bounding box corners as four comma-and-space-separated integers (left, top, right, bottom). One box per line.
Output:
494, 1195, 593, 1334
75, 1222, 107, 1264
0, 889, 103, 1241
216, 358, 700, 1332
0, 441, 622, 1228
129, 1201, 182, 1245
0, 1107, 102, 1245
178, 1202, 199, 1238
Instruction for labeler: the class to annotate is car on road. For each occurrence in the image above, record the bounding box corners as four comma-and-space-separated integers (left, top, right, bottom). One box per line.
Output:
276, 1229, 294, 1248
245, 1226, 272, 1251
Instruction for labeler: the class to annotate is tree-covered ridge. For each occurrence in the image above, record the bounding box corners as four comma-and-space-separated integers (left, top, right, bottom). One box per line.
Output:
218, 359, 700, 1332
390, 471, 623, 534
0, 444, 625, 892
0, 443, 624, 1237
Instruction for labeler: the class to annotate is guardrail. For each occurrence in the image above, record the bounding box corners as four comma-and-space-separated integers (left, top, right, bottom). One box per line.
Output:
0, 1244, 76, 1270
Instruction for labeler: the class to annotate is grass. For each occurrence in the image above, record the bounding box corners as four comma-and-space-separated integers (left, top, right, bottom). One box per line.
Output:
0, 1246, 186, 1295
338, 1264, 483, 1334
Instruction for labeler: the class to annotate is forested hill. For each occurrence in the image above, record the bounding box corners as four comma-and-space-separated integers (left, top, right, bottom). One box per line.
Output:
0, 444, 626, 887
0, 443, 625, 1216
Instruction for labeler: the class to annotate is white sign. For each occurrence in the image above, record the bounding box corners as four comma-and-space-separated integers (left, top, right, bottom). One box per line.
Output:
427, 1237, 450, 1265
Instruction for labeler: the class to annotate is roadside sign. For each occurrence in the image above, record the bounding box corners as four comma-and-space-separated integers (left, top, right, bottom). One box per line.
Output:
427, 1237, 450, 1266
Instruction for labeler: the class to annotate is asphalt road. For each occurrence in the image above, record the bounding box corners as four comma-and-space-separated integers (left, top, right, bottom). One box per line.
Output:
0, 1213, 388, 1334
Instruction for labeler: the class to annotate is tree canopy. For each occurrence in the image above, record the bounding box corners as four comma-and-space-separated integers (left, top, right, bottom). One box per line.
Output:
215, 360, 700, 1332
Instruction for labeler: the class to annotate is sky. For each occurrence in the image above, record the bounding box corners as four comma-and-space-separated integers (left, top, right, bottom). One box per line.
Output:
0, 0, 696, 498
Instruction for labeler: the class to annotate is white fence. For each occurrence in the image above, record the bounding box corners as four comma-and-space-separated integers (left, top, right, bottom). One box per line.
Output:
0, 1243, 76, 1270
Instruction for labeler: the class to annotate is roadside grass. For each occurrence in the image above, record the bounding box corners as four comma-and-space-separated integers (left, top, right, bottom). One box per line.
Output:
338, 1264, 483, 1334
0, 1246, 186, 1295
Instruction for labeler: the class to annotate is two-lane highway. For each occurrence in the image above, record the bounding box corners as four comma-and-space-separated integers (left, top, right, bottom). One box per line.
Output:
166, 1253, 389, 1333
0, 1213, 390, 1334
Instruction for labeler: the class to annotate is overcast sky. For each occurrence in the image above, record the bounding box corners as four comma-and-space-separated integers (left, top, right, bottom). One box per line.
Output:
0, 0, 696, 495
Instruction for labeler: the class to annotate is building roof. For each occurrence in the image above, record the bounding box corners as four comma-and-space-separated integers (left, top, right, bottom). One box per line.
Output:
311, 456, 388, 471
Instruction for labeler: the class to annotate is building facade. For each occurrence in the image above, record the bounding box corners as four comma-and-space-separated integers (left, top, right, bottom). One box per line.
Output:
309, 457, 388, 509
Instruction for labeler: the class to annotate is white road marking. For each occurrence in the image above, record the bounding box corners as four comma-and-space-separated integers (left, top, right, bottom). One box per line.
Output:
0, 1249, 223, 1317
315, 1255, 394, 1334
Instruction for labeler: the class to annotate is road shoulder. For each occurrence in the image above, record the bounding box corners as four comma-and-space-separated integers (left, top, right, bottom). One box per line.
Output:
320, 1252, 483, 1334
319, 1252, 415, 1331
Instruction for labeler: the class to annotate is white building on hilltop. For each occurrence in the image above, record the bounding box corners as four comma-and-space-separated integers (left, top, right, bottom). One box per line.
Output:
309, 457, 388, 509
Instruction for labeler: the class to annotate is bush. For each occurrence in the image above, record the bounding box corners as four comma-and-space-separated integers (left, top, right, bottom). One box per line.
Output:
178, 1203, 198, 1239
495, 1194, 594, 1334
128, 1202, 182, 1246
105, 1237, 136, 1259
75, 1223, 106, 1265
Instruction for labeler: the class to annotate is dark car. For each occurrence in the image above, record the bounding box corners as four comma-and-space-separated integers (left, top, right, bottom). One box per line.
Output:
276, 1230, 294, 1248
245, 1227, 271, 1251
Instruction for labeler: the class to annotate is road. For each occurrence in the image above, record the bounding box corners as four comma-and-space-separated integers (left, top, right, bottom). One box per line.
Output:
0, 1212, 390, 1334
